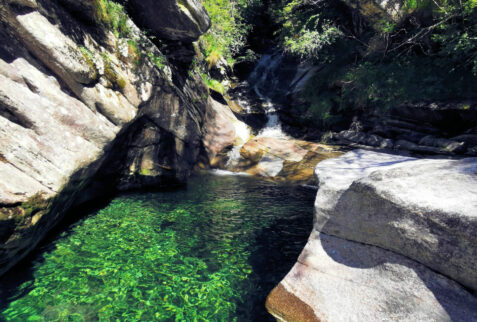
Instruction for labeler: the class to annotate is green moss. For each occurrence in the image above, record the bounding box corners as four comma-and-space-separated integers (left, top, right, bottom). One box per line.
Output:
102, 54, 127, 90
79, 46, 98, 80
127, 39, 141, 65
22, 192, 50, 218
147, 52, 165, 70
116, 77, 126, 89
139, 168, 151, 176
200, 73, 225, 94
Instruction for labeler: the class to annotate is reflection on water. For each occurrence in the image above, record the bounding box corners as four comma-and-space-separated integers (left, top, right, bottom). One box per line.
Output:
0, 172, 315, 321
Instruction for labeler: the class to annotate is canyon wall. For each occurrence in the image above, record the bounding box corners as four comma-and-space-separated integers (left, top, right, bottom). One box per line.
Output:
0, 0, 211, 276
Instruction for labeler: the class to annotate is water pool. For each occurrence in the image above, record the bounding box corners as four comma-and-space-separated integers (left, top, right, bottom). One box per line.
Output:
0, 172, 315, 321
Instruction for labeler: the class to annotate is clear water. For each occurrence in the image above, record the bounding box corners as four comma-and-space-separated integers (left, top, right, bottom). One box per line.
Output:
0, 172, 315, 321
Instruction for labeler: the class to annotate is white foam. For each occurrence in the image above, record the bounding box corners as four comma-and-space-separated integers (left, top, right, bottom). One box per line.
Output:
210, 169, 251, 176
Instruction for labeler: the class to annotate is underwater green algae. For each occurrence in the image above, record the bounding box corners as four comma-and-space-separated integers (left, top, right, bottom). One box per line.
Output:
0, 172, 315, 321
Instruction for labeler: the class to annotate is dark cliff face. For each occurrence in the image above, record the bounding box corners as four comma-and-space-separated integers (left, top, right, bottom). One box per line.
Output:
127, 0, 211, 42
0, 0, 211, 276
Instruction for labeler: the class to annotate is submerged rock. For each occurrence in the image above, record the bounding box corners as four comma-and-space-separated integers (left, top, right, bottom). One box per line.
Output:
234, 137, 342, 184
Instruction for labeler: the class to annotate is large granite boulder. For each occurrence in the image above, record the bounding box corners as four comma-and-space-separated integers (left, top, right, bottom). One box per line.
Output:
314, 150, 477, 291
0, 0, 208, 276
267, 231, 477, 321
127, 0, 211, 42
267, 149, 477, 320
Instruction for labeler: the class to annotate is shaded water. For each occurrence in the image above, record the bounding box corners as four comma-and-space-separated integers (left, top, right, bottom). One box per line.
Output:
0, 172, 315, 321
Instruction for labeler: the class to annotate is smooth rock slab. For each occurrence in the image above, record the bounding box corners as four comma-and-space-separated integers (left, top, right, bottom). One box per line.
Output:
314, 149, 477, 291
267, 231, 477, 322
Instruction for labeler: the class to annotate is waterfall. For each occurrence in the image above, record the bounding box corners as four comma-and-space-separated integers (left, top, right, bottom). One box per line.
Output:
248, 54, 288, 139
226, 54, 288, 168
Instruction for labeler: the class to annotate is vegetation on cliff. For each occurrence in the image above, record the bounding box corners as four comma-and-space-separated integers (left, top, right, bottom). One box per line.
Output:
201, 0, 477, 128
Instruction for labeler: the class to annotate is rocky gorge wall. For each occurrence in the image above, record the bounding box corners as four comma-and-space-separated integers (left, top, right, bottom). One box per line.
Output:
0, 0, 212, 276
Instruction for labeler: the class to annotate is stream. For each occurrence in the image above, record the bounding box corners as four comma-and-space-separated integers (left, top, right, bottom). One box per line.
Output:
0, 171, 315, 321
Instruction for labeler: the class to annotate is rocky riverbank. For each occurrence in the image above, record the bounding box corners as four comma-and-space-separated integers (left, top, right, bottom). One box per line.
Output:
266, 149, 477, 321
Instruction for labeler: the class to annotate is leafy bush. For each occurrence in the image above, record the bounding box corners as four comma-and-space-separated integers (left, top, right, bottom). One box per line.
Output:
96, 0, 131, 38
200, 0, 262, 66
274, 0, 346, 62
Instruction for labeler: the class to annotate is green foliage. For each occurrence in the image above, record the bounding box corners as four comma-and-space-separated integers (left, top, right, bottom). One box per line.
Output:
376, 19, 397, 34
96, 0, 131, 38
201, 73, 225, 94
299, 55, 477, 128
147, 52, 166, 70
200, 0, 261, 65
267, 0, 477, 127
340, 58, 477, 109
274, 0, 345, 62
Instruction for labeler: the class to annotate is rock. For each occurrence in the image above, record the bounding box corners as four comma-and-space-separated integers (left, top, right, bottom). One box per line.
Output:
390, 102, 477, 136
13, 11, 97, 85
267, 231, 477, 321
6, 0, 37, 8
452, 134, 477, 147
208, 56, 232, 81
419, 135, 467, 154
340, 0, 408, 30
57, 0, 98, 23
336, 129, 368, 144
127, 0, 211, 42
202, 98, 251, 167
0, 1, 209, 277
468, 145, 477, 156
0, 57, 117, 205
232, 137, 342, 184
314, 149, 477, 291
394, 139, 450, 154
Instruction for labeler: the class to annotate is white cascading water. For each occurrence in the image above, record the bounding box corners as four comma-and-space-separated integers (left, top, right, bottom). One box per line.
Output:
248, 54, 289, 138
226, 54, 287, 168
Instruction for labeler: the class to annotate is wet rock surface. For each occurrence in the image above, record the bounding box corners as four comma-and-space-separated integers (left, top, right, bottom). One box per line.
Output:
234, 137, 342, 184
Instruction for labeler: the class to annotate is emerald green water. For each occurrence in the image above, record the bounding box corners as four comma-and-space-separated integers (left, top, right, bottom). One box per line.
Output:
0, 172, 315, 321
